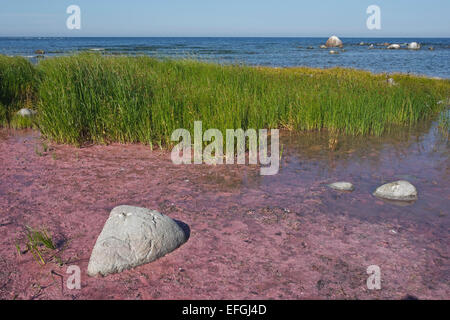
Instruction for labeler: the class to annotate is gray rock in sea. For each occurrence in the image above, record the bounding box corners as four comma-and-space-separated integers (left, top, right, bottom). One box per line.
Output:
17, 108, 37, 117
325, 35, 343, 48
34, 49, 45, 55
373, 180, 418, 201
407, 42, 421, 50
87, 205, 188, 277
328, 182, 354, 191
428, 46, 435, 51
387, 44, 401, 49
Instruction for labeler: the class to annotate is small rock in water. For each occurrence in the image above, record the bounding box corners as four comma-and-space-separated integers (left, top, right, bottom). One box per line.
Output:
328, 182, 354, 191
329, 50, 339, 55
407, 42, 421, 50
87, 205, 189, 277
34, 49, 45, 55
320, 45, 327, 49
373, 180, 418, 201
387, 44, 401, 49
17, 108, 37, 117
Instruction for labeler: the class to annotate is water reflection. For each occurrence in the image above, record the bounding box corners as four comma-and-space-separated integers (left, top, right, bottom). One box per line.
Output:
255, 119, 449, 232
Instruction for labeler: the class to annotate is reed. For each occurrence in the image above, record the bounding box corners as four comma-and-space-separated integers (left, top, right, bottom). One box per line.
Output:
0, 55, 38, 127
3, 53, 450, 145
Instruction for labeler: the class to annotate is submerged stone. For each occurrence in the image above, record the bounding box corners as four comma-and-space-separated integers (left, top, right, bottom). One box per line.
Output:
328, 182, 354, 191
87, 205, 188, 277
373, 180, 418, 201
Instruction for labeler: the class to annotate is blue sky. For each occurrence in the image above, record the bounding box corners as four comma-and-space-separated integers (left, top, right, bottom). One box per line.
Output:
0, 0, 449, 37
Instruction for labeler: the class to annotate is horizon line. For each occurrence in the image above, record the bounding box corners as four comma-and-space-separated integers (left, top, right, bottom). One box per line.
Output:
1, 35, 450, 39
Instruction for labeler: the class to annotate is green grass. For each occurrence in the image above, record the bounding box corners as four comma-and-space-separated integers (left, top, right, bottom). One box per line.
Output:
0, 55, 39, 128
438, 108, 449, 137
16, 226, 56, 265
2, 53, 450, 145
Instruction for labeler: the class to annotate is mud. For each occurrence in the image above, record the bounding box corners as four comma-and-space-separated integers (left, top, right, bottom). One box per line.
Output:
0, 122, 448, 300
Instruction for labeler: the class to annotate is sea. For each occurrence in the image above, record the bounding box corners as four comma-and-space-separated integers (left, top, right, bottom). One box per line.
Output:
1, 37, 449, 78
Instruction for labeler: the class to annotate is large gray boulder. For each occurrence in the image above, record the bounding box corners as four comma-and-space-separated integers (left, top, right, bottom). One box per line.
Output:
373, 180, 418, 201
87, 205, 188, 277
325, 36, 343, 48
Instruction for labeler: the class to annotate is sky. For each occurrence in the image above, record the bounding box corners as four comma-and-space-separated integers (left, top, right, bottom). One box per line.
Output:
0, 0, 449, 37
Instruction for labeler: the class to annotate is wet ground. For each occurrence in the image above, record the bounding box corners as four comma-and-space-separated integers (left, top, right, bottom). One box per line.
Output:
0, 121, 448, 300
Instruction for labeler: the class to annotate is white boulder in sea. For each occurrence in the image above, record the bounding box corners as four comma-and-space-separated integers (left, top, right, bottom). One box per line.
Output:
387, 44, 401, 49
329, 50, 339, 55
407, 42, 421, 50
320, 45, 327, 49
87, 205, 189, 277
328, 182, 354, 191
325, 36, 343, 48
17, 108, 37, 117
373, 180, 418, 201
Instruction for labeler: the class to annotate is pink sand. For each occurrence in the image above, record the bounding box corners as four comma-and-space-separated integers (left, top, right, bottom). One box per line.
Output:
0, 129, 448, 300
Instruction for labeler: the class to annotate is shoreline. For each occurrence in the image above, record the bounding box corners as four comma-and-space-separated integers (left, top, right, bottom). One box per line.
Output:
1, 124, 448, 299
